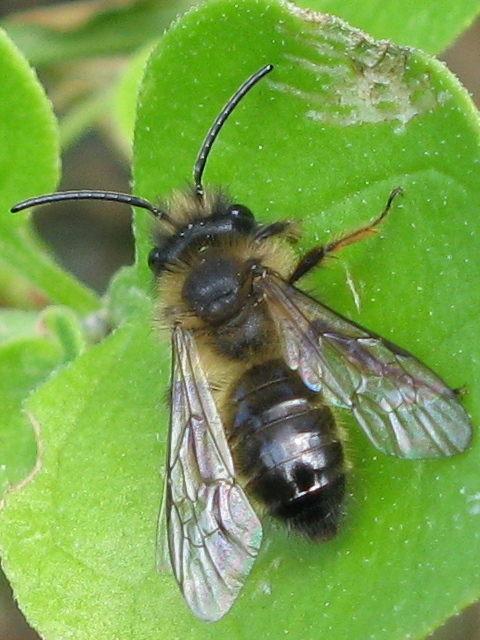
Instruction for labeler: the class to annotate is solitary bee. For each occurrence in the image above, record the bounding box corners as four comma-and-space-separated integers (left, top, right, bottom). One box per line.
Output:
13, 65, 472, 622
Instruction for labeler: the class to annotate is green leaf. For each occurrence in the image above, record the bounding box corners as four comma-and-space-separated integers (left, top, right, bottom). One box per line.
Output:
294, 0, 480, 54
0, 321, 167, 638
0, 310, 40, 345
0, 306, 88, 500
1, 1, 480, 639
0, 336, 57, 499
0, 28, 99, 312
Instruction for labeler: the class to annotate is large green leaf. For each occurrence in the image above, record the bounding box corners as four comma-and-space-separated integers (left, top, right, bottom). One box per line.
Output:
0, 321, 167, 639
1, 1, 479, 639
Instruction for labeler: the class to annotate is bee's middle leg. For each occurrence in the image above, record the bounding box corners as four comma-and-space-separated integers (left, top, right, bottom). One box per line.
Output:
288, 188, 403, 284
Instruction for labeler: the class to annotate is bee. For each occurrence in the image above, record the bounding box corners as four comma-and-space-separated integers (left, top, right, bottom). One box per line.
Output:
12, 64, 473, 622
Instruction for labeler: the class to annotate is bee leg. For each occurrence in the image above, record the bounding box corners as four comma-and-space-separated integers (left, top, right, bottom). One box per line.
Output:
288, 188, 403, 284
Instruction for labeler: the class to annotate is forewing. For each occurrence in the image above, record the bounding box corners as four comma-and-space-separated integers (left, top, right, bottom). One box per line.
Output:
259, 274, 472, 459
160, 325, 262, 622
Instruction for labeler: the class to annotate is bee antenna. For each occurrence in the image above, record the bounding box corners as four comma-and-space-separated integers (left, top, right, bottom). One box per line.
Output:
193, 64, 274, 199
11, 190, 172, 224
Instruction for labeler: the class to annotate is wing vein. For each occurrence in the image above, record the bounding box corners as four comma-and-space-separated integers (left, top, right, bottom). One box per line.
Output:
259, 273, 472, 459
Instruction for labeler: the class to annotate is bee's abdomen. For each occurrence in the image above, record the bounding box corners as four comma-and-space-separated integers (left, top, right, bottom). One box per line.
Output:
229, 360, 345, 541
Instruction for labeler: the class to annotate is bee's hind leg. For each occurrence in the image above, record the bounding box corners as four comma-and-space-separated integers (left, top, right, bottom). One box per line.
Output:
288, 188, 403, 285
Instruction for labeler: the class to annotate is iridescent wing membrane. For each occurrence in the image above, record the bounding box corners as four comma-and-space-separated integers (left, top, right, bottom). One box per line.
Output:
259, 274, 472, 459
161, 325, 262, 622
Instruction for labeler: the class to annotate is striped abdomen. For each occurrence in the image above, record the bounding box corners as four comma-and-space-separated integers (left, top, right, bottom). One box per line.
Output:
229, 359, 346, 541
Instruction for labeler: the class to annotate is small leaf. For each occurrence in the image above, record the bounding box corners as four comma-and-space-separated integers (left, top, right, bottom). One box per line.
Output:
0, 28, 99, 312
0, 333, 62, 500
0, 305, 92, 500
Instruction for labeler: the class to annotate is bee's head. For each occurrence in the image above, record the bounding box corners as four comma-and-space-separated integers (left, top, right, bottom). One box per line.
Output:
147, 193, 257, 277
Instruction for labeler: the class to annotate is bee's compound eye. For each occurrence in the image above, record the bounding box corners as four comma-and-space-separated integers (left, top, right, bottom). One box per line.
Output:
228, 204, 255, 232
148, 247, 164, 275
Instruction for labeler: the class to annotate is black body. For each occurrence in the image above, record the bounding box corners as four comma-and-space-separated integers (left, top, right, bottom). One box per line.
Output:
149, 197, 346, 540
230, 360, 345, 540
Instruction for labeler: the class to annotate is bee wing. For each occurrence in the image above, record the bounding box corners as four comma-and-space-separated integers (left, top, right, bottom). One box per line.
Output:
160, 325, 263, 622
259, 274, 472, 459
